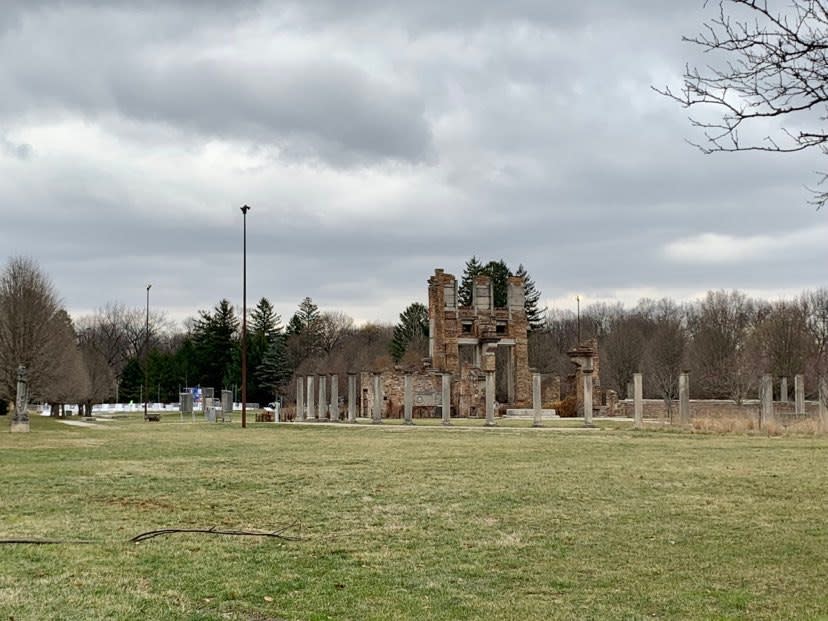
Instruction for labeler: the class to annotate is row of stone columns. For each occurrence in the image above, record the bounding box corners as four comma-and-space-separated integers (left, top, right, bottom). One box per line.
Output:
295, 374, 357, 422
631, 371, 691, 429
630, 372, 828, 430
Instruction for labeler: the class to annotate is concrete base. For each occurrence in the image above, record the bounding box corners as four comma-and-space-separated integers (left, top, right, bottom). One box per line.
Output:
442, 420, 453, 426
10, 422, 30, 433
484, 421, 497, 427
403, 421, 415, 426
505, 408, 558, 419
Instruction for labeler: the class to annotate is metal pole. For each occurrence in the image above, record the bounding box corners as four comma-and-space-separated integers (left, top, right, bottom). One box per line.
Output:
240, 205, 251, 428
144, 283, 151, 420
576, 295, 581, 345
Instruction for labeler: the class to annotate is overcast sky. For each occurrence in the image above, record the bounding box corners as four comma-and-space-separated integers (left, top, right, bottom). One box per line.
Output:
1, 1, 825, 327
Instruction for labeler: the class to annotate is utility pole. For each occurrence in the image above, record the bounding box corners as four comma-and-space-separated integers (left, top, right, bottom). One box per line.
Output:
240, 205, 251, 428
144, 283, 151, 420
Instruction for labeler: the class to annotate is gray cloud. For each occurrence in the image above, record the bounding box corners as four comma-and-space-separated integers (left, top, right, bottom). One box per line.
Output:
0, 0, 825, 326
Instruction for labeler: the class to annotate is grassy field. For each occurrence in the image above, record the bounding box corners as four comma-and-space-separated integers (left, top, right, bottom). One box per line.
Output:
1, 414, 827, 620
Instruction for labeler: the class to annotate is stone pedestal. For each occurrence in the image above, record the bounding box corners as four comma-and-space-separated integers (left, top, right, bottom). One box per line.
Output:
347, 374, 357, 423
633, 372, 643, 429
403, 374, 414, 425
485, 371, 496, 426
297, 377, 305, 421
532, 372, 542, 428
371, 374, 383, 424
441, 374, 452, 426
582, 369, 594, 427
330, 375, 339, 422
318, 375, 327, 421
760, 374, 774, 428
11, 365, 29, 433
306, 376, 316, 421
678, 372, 690, 427
794, 374, 805, 415
780, 376, 789, 403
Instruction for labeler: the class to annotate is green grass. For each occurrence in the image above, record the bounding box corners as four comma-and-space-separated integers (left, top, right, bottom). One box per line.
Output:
1, 414, 828, 620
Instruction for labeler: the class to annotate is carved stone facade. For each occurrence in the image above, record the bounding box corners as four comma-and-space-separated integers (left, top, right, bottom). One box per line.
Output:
427, 269, 530, 407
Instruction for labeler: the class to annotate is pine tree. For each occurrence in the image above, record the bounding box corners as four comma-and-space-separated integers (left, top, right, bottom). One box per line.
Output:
255, 336, 292, 400
458, 256, 483, 307
248, 298, 283, 403
515, 264, 546, 330
390, 302, 429, 363
191, 299, 239, 390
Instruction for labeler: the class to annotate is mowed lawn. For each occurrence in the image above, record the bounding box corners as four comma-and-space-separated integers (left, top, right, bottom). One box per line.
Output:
1, 415, 827, 620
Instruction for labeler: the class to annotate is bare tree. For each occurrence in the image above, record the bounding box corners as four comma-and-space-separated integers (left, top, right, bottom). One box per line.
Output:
641, 299, 688, 420
687, 290, 759, 402
0, 257, 66, 402
658, 0, 828, 207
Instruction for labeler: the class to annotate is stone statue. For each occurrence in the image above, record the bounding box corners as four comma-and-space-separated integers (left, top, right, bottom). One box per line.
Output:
11, 364, 30, 433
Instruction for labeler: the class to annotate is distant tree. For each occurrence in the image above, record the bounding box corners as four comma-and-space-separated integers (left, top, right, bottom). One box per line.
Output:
754, 300, 811, 381
317, 311, 354, 355
482, 260, 512, 308
248, 297, 283, 403
658, 0, 828, 207
688, 290, 758, 402
191, 299, 239, 390
390, 302, 429, 363
458, 256, 483, 306
602, 312, 650, 398
641, 299, 687, 419
0, 256, 69, 402
514, 264, 545, 329
255, 336, 292, 400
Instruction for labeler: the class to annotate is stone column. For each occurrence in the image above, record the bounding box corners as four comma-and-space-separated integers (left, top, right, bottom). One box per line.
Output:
760, 373, 774, 428
318, 375, 327, 420
441, 373, 452, 426
532, 372, 542, 428
626, 381, 634, 401
306, 375, 315, 421
372, 374, 383, 424
485, 371, 496, 427
780, 377, 789, 403
347, 373, 357, 423
795, 374, 805, 415
403, 374, 414, 425
296, 377, 305, 421
819, 377, 828, 433
678, 372, 690, 427
633, 372, 643, 430
11, 365, 29, 433
583, 369, 594, 427
330, 374, 339, 422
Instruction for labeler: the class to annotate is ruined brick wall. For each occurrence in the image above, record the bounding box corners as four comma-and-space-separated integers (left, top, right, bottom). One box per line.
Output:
618, 399, 823, 420
360, 369, 444, 418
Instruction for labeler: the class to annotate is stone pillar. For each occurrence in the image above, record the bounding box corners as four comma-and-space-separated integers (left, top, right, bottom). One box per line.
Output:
780, 376, 789, 403
11, 365, 29, 433
819, 377, 828, 433
485, 371, 496, 427
532, 372, 542, 428
633, 372, 643, 429
330, 374, 339, 422
221, 390, 233, 415
318, 375, 327, 420
403, 374, 414, 425
626, 381, 634, 401
678, 372, 690, 427
760, 373, 774, 428
795, 374, 805, 415
296, 377, 305, 421
347, 373, 357, 423
583, 369, 594, 427
372, 374, 382, 424
306, 376, 315, 421
441, 373, 452, 426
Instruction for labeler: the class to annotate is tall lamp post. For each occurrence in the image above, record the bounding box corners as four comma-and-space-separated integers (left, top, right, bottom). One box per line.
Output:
240, 205, 251, 428
144, 283, 151, 421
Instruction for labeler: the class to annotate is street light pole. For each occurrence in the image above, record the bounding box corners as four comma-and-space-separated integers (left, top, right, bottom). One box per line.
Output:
240, 205, 251, 428
144, 283, 151, 421
576, 295, 581, 345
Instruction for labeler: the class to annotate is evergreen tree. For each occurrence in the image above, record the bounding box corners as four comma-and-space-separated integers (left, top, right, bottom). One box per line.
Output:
248, 298, 283, 403
515, 264, 546, 330
458, 256, 483, 306
390, 302, 429, 363
191, 299, 239, 390
255, 336, 292, 400
287, 296, 320, 334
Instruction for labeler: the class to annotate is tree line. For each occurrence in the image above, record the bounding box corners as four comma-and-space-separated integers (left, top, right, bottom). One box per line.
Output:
1, 255, 826, 416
